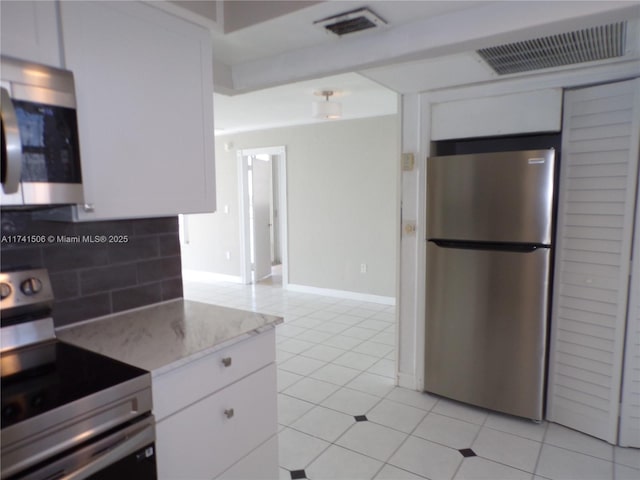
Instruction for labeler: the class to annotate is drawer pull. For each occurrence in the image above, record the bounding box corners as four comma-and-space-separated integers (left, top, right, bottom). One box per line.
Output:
222, 357, 232, 367
224, 408, 235, 419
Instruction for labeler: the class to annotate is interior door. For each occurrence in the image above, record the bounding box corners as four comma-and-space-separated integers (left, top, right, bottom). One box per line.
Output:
250, 155, 272, 281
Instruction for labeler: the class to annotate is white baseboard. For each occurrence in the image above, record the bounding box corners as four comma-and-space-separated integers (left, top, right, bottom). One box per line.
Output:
182, 270, 243, 284
397, 372, 418, 390
286, 284, 396, 305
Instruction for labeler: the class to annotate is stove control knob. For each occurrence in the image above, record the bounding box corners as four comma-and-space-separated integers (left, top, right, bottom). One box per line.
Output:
0, 283, 11, 300
21, 278, 43, 296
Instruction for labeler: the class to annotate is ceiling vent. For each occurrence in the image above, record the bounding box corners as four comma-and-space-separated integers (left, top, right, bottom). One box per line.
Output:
314, 7, 386, 36
477, 22, 627, 75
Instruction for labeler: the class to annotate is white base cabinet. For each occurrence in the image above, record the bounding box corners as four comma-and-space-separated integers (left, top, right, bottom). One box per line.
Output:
154, 329, 279, 480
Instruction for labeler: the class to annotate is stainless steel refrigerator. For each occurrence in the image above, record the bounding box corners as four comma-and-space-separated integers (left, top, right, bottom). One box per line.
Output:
425, 149, 556, 421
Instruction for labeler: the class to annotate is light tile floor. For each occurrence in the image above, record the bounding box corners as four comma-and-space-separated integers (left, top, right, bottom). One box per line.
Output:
184, 275, 640, 480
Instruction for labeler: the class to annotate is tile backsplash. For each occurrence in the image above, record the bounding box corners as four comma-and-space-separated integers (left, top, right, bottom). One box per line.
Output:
1, 212, 182, 327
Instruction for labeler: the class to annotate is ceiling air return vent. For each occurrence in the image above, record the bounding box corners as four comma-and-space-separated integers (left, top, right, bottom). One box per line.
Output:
477, 22, 627, 75
314, 7, 386, 36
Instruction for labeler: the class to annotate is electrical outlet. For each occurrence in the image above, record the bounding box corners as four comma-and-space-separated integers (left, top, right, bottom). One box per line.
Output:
360, 263, 367, 274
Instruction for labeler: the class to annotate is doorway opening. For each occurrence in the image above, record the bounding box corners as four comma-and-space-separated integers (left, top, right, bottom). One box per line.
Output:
238, 146, 288, 286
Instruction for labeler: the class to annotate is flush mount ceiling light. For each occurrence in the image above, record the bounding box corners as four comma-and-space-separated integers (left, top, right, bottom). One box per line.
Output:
312, 90, 342, 119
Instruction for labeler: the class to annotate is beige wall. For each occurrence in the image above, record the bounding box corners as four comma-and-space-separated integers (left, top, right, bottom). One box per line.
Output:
182, 114, 400, 298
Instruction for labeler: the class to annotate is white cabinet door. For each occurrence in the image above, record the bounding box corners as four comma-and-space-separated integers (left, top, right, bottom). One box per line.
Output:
547, 79, 640, 443
431, 89, 562, 140
156, 364, 277, 480
59, 1, 215, 220
0, 0, 61, 67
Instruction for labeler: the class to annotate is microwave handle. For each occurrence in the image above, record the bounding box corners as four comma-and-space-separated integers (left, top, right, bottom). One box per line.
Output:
1, 87, 22, 194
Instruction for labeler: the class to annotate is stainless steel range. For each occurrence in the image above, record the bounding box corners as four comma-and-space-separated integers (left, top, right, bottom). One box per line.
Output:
0, 269, 157, 479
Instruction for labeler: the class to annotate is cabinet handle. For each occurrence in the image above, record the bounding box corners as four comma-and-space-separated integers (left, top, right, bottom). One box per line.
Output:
221, 357, 232, 367
83, 203, 95, 212
224, 408, 234, 419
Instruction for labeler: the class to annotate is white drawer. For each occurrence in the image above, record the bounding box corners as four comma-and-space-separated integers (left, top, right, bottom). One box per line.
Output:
156, 362, 278, 480
153, 329, 275, 421
217, 435, 279, 480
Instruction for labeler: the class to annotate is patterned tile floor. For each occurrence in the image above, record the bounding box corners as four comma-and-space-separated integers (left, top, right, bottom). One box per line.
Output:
184, 275, 639, 480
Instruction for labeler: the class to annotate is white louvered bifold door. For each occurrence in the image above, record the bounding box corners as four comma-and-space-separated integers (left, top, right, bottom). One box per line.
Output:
547, 78, 640, 444
620, 101, 640, 447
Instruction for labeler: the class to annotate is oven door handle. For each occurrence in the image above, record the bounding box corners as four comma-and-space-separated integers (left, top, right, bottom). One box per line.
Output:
1, 87, 22, 194
61, 421, 155, 480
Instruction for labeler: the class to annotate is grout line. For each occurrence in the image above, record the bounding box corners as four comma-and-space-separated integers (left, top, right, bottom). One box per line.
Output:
183, 281, 621, 479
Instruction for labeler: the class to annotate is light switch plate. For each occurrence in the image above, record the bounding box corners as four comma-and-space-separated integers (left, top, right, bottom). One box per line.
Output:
402, 153, 415, 171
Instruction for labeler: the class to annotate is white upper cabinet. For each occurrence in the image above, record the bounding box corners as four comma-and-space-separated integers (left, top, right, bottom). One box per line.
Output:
0, 0, 62, 67
431, 89, 563, 140
59, 1, 216, 220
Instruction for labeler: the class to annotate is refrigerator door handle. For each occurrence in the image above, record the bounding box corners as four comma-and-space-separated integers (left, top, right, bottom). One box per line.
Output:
429, 239, 546, 253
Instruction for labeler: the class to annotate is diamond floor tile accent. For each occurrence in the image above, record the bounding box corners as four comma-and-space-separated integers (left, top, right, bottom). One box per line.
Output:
185, 278, 636, 480
458, 448, 476, 458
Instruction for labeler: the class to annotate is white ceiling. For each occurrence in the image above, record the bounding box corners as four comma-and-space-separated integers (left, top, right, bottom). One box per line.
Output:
208, 1, 492, 65
163, 1, 640, 133
213, 72, 397, 135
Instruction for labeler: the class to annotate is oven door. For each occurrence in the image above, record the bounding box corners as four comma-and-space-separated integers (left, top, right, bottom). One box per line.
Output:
16, 416, 157, 480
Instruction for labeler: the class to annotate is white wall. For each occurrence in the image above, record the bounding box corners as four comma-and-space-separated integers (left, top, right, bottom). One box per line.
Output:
180, 139, 241, 277
397, 62, 640, 390
182, 114, 400, 298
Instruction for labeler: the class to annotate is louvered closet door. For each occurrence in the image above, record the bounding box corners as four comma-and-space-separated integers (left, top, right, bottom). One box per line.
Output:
547, 78, 640, 444
620, 135, 640, 447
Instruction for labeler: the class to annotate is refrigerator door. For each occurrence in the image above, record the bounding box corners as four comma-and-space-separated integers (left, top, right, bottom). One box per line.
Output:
427, 149, 555, 244
425, 241, 551, 420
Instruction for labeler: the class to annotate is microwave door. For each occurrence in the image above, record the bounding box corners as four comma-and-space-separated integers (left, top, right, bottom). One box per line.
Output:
1, 87, 22, 197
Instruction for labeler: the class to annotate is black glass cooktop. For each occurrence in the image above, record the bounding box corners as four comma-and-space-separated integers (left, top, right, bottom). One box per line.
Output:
1, 341, 148, 429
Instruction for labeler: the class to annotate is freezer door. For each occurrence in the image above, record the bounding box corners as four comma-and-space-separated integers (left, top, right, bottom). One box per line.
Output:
427, 149, 555, 244
425, 242, 551, 420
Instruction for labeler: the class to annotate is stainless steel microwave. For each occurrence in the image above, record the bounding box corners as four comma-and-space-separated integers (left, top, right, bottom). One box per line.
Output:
1, 56, 83, 207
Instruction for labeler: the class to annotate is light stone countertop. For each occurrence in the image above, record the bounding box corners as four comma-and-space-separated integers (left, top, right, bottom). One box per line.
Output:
56, 299, 283, 376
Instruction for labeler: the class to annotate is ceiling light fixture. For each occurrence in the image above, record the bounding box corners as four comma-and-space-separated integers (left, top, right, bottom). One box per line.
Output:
312, 90, 342, 119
